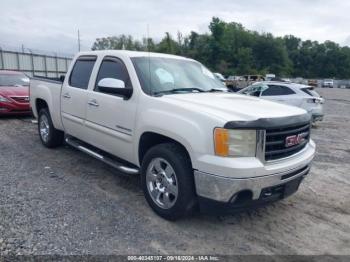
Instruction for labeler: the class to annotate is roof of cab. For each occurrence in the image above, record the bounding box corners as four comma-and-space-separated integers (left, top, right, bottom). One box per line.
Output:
76, 50, 192, 60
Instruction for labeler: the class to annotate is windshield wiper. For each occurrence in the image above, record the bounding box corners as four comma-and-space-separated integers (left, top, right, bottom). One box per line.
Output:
153, 87, 205, 96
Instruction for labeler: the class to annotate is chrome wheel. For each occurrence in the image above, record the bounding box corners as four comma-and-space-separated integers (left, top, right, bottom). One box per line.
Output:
146, 158, 178, 209
39, 114, 50, 143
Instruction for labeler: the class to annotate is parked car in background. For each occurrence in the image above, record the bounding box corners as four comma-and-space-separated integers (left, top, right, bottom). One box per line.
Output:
281, 78, 291, 82
228, 76, 243, 80
239, 81, 324, 122
30, 50, 315, 220
213, 73, 226, 84
308, 79, 318, 87
243, 75, 265, 82
0, 70, 31, 115
225, 75, 242, 89
265, 73, 276, 81
225, 75, 262, 91
322, 79, 334, 88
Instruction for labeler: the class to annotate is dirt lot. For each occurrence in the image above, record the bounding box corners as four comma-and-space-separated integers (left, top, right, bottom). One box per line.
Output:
0, 88, 349, 256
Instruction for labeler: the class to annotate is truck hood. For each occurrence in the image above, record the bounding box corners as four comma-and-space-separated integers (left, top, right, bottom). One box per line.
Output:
162, 92, 307, 122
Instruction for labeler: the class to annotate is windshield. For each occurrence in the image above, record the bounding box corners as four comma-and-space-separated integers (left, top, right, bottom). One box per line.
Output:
240, 83, 268, 97
0, 74, 30, 86
131, 57, 227, 95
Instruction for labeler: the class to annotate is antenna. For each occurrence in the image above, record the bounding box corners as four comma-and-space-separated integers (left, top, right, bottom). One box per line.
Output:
147, 24, 150, 52
147, 24, 152, 95
77, 29, 81, 52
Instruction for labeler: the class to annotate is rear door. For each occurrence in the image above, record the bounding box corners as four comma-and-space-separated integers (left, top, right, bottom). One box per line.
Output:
85, 56, 137, 163
61, 55, 96, 140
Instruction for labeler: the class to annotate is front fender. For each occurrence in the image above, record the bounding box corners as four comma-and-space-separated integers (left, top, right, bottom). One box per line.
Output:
135, 108, 213, 168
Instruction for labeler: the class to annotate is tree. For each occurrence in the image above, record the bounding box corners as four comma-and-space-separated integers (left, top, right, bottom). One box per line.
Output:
157, 32, 180, 54
92, 35, 146, 51
208, 17, 227, 68
142, 37, 156, 52
91, 17, 350, 78
235, 47, 254, 74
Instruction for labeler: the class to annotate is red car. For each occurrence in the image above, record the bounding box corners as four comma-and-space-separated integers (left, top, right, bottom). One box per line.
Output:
0, 70, 31, 115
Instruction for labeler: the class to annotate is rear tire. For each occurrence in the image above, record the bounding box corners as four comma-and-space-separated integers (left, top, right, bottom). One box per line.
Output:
141, 143, 197, 220
38, 108, 64, 148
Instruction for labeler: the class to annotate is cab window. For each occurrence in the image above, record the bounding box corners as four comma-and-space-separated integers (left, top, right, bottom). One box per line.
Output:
95, 56, 132, 94
69, 56, 96, 89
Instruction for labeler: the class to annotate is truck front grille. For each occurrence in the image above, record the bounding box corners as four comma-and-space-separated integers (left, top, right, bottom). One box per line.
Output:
265, 122, 311, 161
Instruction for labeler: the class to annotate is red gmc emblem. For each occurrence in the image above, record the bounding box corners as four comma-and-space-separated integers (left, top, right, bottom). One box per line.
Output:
285, 133, 307, 147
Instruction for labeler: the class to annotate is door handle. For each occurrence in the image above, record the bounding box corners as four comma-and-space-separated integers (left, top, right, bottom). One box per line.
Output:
88, 99, 99, 107
63, 93, 71, 99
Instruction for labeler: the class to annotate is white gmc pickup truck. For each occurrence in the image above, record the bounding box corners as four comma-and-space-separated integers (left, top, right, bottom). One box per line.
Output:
30, 50, 315, 220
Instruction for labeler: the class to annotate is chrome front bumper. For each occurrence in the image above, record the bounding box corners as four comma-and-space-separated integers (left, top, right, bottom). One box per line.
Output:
194, 164, 311, 203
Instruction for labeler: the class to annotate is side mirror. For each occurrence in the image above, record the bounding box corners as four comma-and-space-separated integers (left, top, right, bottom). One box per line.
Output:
59, 75, 65, 82
97, 78, 132, 99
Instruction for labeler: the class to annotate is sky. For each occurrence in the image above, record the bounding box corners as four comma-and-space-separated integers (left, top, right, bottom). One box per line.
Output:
0, 0, 349, 55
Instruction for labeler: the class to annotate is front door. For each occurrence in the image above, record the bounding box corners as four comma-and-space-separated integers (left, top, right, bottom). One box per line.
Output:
85, 56, 137, 163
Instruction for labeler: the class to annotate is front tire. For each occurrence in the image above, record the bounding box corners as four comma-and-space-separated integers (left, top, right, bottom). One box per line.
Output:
38, 108, 64, 148
141, 143, 197, 220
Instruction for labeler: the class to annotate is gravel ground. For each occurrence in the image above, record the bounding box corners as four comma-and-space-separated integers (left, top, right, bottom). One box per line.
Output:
0, 88, 349, 256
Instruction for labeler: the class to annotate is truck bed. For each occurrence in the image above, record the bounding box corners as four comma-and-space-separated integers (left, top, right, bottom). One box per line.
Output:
30, 77, 64, 130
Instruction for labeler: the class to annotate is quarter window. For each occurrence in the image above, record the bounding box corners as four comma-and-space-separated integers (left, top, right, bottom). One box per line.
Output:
301, 88, 320, 97
69, 56, 96, 89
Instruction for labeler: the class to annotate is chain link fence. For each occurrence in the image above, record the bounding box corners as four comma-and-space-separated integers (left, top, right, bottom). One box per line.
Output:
0, 45, 74, 78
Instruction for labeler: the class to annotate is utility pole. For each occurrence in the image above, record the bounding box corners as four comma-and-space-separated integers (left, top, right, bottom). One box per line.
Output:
147, 24, 150, 52
78, 29, 81, 52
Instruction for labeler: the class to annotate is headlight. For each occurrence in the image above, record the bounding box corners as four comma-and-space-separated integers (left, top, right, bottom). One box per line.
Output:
0, 96, 10, 102
214, 128, 257, 157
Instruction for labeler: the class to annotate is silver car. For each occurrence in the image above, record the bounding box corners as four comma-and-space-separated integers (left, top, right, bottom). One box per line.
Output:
239, 81, 324, 122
